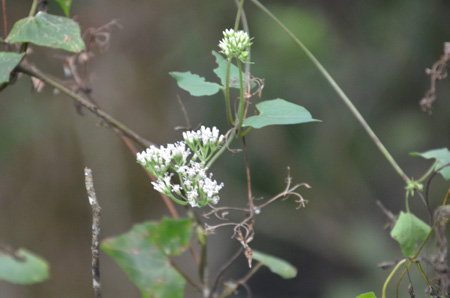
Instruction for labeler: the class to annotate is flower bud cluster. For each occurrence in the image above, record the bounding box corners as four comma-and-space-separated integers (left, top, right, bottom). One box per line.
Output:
137, 126, 225, 208
218, 29, 253, 62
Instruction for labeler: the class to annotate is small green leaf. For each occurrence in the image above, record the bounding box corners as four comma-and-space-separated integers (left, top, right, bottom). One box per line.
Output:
243, 98, 320, 129
6, 12, 85, 52
212, 51, 254, 89
411, 148, 450, 180
252, 250, 297, 279
101, 218, 192, 298
169, 71, 222, 97
355, 292, 377, 298
0, 248, 50, 285
390, 212, 431, 257
0, 52, 25, 84
54, 0, 73, 17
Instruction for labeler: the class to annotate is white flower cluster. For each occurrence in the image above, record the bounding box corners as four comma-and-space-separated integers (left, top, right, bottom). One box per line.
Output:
137, 126, 225, 208
218, 29, 253, 62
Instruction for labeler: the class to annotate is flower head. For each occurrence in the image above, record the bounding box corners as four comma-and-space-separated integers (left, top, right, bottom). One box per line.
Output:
218, 29, 253, 62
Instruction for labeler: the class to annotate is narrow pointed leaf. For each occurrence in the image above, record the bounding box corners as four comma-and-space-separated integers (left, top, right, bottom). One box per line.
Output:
390, 212, 431, 257
0, 249, 50, 285
0, 52, 25, 84
252, 250, 297, 279
411, 148, 450, 180
6, 12, 85, 52
170, 71, 221, 96
101, 218, 192, 298
55, 0, 73, 17
243, 98, 320, 129
212, 51, 255, 89
356, 293, 377, 298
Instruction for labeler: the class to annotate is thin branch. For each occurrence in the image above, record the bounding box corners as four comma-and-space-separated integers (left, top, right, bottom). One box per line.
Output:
209, 247, 244, 298
17, 65, 154, 149
250, 0, 411, 185
84, 167, 102, 298
169, 259, 202, 292
2, 0, 8, 41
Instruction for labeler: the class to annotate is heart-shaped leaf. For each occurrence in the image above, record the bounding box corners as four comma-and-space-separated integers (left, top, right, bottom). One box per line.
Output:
170, 71, 222, 97
6, 12, 85, 52
0, 52, 25, 84
212, 51, 255, 89
411, 148, 450, 180
101, 218, 192, 298
252, 250, 297, 279
55, 0, 73, 17
0, 248, 50, 285
390, 212, 431, 257
243, 98, 320, 129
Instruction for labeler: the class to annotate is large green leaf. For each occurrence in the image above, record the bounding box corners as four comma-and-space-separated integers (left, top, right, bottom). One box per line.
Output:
169, 71, 222, 97
252, 250, 297, 279
212, 51, 254, 89
243, 98, 320, 129
6, 12, 85, 53
390, 212, 431, 257
0, 52, 25, 84
411, 148, 450, 180
101, 218, 192, 298
55, 0, 73, 17
0, 248, 49, 285
355, 293, 377, 298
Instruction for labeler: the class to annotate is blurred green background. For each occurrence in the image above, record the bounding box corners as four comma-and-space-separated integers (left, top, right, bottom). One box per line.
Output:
1, 0, 449, 297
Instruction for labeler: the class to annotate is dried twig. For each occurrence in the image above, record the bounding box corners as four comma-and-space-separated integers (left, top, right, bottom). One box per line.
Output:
420, 42, 450, 114
84, 167, 102, 298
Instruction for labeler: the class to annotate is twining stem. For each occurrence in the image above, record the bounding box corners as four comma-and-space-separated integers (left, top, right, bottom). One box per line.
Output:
17, 65, 154, 149
237, 59, 246, 135
382, 258, 407, 298
224, 59, 234, 125
206, 128, 236, 169
233, 0, 245, 32
2, 0, 8, 40
28, 0, 39, 17
250, 0, 410, 185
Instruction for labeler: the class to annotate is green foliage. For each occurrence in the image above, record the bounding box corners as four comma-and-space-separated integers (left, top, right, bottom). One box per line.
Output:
212, 51, 253, 89
411, 148, 450, 180
0, 249, 49, 285
55, 0, 73, 17
6, 12, 85, 53
101, 218, 192, 298
355, 292, 377, 298
252, 250, 297, 279
0, 52, 25, 84
390, 212, 431, 257
243, 98, 320, 129
169, 71, 222, 97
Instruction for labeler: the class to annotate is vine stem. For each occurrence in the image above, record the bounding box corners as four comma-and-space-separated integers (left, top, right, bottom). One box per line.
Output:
249, 0, 410, 185
17, 65, 154, 149
2, 0, 8, 40
382, 258, 407, 298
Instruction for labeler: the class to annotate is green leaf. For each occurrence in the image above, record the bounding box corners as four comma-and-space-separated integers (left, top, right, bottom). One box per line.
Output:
212, 51, 254, 89
252, 250, 297, 279
0, 52, 25, 84
243, 98, 320, 129
0, 248, 50, 285
355, 292, 377, 298
101, 218, 192, 298
390, 212, 431, 257
169, 71, 222, 97
6, 12, 85, 53
411, 148, 450, 180
55, 0, 73, 17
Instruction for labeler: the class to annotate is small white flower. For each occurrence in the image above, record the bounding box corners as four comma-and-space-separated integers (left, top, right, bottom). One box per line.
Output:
218, 28, 253, 62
